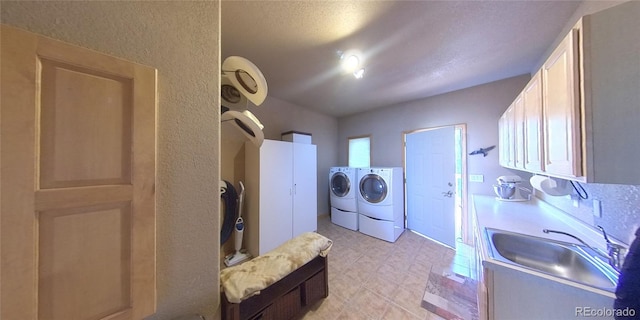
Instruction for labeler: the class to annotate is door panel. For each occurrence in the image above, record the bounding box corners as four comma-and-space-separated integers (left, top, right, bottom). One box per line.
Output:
39, 203, 132, 320
293, 143, 317, 237
406, 127, 456, 248
542, 29, 581, 177
39, 58, 133, 188
1, 25, 156, 320
523, 71, 544, 172
259, 140, 293, 254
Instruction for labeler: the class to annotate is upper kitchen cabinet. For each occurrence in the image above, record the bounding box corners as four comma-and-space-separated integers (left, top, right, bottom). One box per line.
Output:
513, 94, 525, 169
499, 1, 640, 184
498, 104, 516, 168
542, 28, 581, 178
498, 80, 535, 172
523, 71, 544, 173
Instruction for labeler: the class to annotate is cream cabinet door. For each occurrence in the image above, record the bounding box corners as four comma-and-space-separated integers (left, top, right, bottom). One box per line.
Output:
1, 25, 157, 320
498, 113, 509, 167
505, 105, 516, 168
523, 71, 544, 173
513, 94, 525, 169
542, 29, 582, 178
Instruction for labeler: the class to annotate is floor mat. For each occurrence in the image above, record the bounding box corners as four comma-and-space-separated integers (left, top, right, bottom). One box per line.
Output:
421, 268, 479, 320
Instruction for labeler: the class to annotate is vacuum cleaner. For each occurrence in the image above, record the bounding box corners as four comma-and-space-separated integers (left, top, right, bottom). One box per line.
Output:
224, 181, 252, 267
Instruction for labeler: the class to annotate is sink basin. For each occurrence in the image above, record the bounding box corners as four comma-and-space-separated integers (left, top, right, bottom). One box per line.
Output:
485, 228, 618, 292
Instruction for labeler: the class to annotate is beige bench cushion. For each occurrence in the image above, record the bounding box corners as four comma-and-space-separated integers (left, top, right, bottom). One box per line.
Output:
220, 232, 333, 303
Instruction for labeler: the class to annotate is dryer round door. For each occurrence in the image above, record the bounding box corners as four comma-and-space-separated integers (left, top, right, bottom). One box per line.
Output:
331, 172, 351, 197
359, 174, 388, 203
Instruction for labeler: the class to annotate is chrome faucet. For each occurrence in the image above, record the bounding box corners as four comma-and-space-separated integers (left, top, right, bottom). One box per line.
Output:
542, 227, 627, 271
597, 225, 627, 271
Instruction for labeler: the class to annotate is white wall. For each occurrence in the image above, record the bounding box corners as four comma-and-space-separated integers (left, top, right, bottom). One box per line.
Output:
338, 74, 531, 241
1, 2, 221, 319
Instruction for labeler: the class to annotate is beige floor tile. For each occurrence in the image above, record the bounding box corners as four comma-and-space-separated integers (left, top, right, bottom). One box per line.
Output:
376, 262, 407, 283
349, 287, 390, 320
303, 294, 346, 320
362, 273, 400, 299
335, 308, 371, 320
330, 272, 363, 302
390, 286, 429, 319
315, 216, 478, 320
381, 302, 424, 320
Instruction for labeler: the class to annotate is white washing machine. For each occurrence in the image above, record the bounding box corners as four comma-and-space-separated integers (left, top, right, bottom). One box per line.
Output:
357, 167, 404, 242
329, 167, 358, 230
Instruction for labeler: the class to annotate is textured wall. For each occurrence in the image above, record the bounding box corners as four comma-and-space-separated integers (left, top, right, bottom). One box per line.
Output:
534, 0, 627, 71
1, 1, 222, 319
337, 74, 531, 241
537, 184, 640, 245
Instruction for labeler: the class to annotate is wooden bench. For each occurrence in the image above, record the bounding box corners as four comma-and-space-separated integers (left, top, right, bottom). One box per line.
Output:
220, 232, 332, 320
221, 255, 328, 320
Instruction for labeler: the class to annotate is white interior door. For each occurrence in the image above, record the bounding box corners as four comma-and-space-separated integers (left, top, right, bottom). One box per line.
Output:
406, 127, 456, 248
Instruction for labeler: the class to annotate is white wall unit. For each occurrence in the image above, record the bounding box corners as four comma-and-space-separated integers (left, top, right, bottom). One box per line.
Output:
244, 139, 318, 257
499, 2, 640, 184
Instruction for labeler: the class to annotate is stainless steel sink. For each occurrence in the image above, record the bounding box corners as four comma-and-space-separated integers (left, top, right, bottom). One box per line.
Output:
485, 228, 618, 292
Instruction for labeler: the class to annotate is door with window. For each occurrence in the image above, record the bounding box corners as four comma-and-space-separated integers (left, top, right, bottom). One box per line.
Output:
405, 127, 456, 248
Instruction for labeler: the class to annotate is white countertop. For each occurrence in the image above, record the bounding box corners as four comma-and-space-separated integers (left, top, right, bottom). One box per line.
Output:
472, 194, 620, 298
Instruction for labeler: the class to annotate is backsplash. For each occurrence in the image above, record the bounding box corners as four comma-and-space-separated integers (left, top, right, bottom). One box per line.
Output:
538, 183, 640, 245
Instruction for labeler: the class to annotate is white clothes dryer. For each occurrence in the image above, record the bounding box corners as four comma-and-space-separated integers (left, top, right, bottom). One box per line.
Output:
329, 167, 357, 212
357, 167, 404, 242
329, 167, 358, 230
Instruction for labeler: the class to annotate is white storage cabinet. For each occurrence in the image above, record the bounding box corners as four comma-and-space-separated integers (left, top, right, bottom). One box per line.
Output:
244, 139, 318, 256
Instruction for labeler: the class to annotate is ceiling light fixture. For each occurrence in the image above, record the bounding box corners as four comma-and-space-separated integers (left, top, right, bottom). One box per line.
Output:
353, 68, 365, 79
341, 54, 360, 73
339, 49, 365, 79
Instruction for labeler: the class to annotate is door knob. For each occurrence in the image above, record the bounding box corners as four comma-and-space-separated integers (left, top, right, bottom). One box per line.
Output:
442, 191, 453, 197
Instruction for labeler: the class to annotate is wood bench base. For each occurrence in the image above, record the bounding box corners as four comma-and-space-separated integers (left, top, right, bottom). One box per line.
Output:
221, 255, 328, 320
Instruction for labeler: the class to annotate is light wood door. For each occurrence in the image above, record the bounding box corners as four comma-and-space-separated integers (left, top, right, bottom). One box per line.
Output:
1, 25, 157, 320
523, 71, 544, 173
542, 29, 582, 177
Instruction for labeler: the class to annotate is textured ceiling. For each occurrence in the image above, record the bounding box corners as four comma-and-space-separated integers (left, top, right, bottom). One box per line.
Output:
222, 1, 581, 117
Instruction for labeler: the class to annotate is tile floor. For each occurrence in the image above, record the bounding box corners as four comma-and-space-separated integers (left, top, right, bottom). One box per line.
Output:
301, 215, 478, 320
